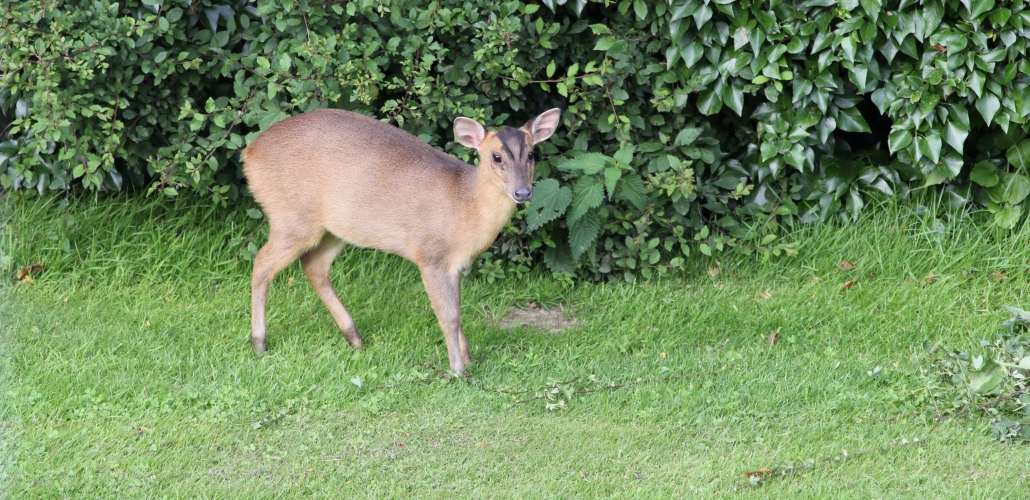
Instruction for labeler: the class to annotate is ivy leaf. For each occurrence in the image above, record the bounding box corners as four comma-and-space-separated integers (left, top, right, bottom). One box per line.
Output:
569, 211, 601, 259
697, 81, 724, 115
557, 153, 609, 175
836, 107, 870, 133
1006, 139, 1030, 170
888, 128, 912, 153
567, 177, 605, 223
724, 84, 744, 116
526, 178, 572, 230
944, 122, 968, 154
976, 93, 1001, 126
970, 161, 999, 187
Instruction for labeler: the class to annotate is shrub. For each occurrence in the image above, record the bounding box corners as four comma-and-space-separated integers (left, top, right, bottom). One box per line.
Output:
2, 0, 1029, 280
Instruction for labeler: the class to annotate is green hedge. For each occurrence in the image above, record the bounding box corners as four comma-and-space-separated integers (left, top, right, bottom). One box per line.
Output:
3, 0, 1030, 280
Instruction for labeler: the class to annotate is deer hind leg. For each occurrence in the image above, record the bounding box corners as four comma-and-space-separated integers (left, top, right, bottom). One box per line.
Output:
251, 226, 322, 352
301, 233, 363, 348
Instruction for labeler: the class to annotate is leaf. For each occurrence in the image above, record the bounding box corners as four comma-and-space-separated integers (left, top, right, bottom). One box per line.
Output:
836, 107, 871, 133
1006, 139, 1030, 170
569, 211, 601, 259
888, 129, 912, 153
546, 60, 556, 78
944, 122, 968, 154
838, 260, 857, 270
558, 153, 609, 174
603, 167, 623, 198
246, 208, 264, 219
526, 178, 572, 230
967, 360, 1004, 395
633, 0, 647, 20
976, 93, 1001, 126
724, 84, 744, 116
970, 161, 999, 187
841, 278, 859, 291
675, 127, 702, 146
994, 206, 1021, 230
923, 131, 942, 164
618, 175, 647, 211
1001, 173, 1030, 205
697, 81, 724, 115
613, 145, 635, 166
567, 177, 605, 223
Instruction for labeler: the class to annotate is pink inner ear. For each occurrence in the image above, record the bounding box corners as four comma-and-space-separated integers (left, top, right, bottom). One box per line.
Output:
454, 118, 485, 149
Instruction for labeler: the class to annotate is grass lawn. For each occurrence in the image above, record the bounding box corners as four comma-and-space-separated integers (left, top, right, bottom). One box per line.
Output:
2, 193, 1030, 498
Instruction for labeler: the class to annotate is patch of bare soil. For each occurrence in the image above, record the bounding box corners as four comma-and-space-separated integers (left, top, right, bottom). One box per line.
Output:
498, 304, 576, 334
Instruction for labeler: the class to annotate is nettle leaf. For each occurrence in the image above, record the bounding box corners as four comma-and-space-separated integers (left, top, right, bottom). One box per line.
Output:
568, 211, 601, 259
567, 177, 605, 223
618, 174, 646, 211
558, 153, 609, 175
603, 167, 623, 197
526, 178, 572, 230
1006, 139, 1030, 170
613, 145, 635, 166
970, 161, 999, 187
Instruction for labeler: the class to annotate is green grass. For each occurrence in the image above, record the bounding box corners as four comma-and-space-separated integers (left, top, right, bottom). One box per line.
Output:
2, 193, 1030, 498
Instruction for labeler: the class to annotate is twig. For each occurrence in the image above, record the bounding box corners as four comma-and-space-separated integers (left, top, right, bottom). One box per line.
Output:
730, 437, 928, 489
236, 218, 266, 258
514, 365, 735, 403
605, 84, 628, 144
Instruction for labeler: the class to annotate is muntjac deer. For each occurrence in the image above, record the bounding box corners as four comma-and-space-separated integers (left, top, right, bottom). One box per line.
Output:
242, 108, 562, 376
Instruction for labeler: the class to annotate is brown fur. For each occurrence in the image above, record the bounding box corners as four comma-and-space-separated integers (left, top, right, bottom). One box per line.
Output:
242, 108, 561, 375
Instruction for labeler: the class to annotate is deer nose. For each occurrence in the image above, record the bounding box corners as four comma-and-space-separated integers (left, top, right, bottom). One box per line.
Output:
513, 187, 532, 202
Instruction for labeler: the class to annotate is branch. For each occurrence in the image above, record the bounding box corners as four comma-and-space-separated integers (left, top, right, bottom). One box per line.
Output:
935, 386, 1030, 421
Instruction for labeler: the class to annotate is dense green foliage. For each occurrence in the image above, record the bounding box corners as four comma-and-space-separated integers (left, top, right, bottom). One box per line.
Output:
3, 0, 1030, 279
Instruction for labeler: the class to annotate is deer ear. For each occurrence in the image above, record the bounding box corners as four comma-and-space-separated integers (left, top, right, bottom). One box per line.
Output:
522, 108, 562, 145
453, 117, 486, 149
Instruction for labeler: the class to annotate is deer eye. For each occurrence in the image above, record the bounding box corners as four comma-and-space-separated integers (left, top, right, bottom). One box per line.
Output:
529, 151, 537, 162
492, 153, 502, 163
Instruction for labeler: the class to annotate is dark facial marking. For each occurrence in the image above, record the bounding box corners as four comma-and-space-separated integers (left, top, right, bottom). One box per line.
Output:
494, 128, 529, 165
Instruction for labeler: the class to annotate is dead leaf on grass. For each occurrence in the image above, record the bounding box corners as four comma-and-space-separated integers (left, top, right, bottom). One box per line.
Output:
17, 263, 42, 283
758, 291, 772, 300
841, 278, 859, 291
838, 260, 857, 270
923, 272, 936, 284
992, 271, 1009, 282
767, 332, 778, 346
744, 467, 773, 478
708, 261, 721, 278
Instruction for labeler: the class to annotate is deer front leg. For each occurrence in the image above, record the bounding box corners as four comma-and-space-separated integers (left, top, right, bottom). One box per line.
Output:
419, 264, 467, 376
